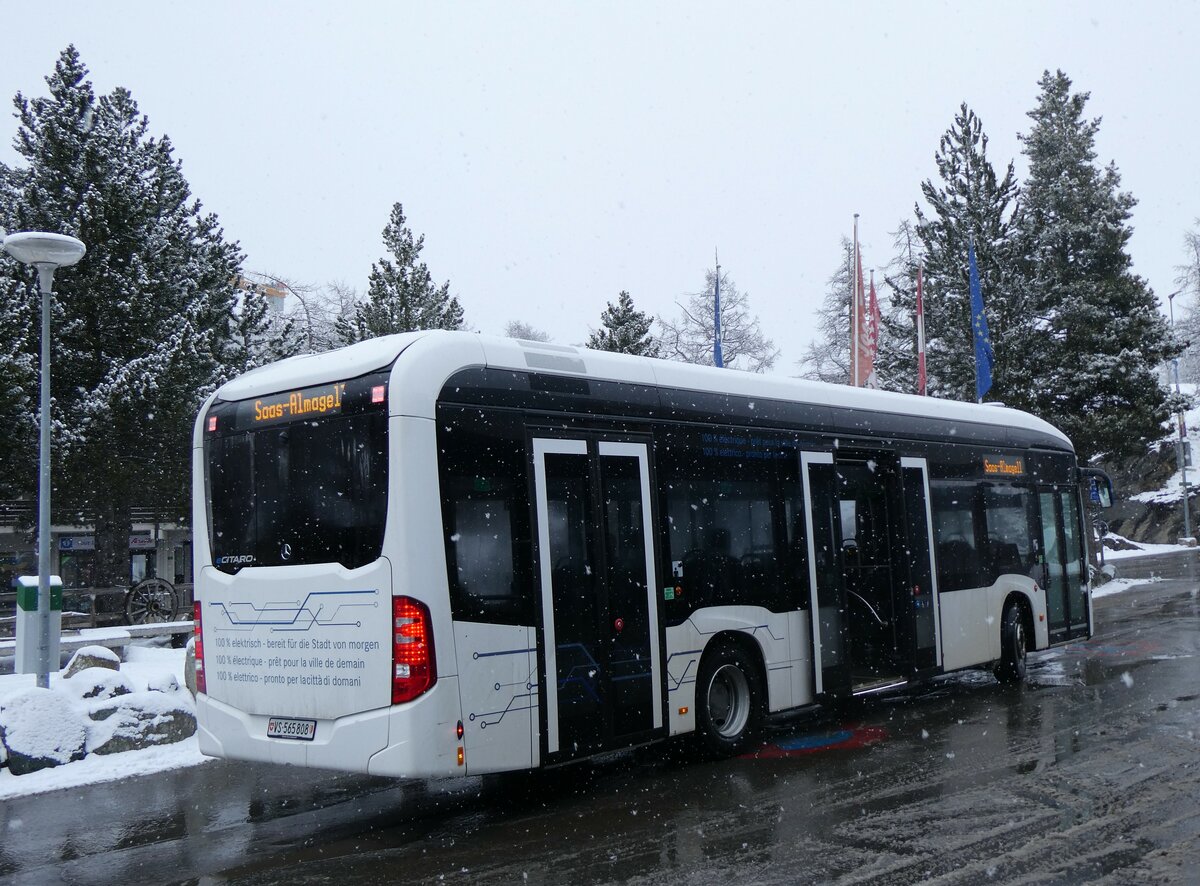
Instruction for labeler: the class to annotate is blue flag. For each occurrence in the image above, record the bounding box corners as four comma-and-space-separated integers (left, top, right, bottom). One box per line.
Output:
969, 240, 993, 402
713, 257, 724, 368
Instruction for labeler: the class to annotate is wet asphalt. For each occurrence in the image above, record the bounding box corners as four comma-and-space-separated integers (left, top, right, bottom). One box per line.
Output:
2, 551, 1197, 885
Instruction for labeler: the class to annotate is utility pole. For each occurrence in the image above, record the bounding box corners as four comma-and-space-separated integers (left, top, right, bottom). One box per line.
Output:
1168, 289, 1193, 544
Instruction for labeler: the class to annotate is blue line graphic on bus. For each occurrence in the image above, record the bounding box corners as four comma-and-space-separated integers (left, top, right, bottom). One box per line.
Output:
468, 645, 537, 729
557, 642, 602, 702
209, 589, 379, 633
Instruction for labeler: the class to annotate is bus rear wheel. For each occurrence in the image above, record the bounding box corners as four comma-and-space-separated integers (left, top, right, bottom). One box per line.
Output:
695, 643, 763, 757
994, 604, 1028, 684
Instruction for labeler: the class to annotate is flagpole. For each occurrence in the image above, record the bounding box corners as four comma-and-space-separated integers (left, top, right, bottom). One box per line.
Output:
852, 214, 859, 386
713, 248, 723, 368
916, 261, 926, 396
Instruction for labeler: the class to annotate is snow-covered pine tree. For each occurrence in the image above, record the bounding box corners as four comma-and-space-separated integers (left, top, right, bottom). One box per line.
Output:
586, 291, 659, 356
874, 221, 924, 394
907, 104, 1026, 405
336, 203, 463, 343
224, 281, 301, 373
659, 268, 778, 372
0, 46, 252, 586
796, 238, 853, 384
1017, 71, 1181, 461
0, 208, 37, 499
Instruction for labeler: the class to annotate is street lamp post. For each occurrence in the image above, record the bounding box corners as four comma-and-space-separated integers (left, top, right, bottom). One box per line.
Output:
1, 231, 86, 688
1168, 289, 1193, 543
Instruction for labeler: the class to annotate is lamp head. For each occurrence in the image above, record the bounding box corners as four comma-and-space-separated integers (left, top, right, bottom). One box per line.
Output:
2, 232, 86, 268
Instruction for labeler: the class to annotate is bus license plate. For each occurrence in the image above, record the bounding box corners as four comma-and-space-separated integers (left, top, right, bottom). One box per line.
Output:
267, 717, 317, 741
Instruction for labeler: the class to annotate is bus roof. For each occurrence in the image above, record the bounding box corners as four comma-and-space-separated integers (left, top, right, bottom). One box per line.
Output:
214, 330, 1073, 452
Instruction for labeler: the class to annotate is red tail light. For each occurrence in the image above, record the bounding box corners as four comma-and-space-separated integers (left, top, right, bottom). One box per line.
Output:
193, 601, 206, 695
392, 596, 436, 704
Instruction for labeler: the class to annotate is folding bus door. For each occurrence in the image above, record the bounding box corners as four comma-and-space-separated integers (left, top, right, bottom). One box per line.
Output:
899, 457, 943, 674
531, 436, 664, 761
801, 451, 851, 698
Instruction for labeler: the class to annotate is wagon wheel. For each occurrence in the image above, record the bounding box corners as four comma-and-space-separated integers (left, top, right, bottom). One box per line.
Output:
124, 578, 180, 625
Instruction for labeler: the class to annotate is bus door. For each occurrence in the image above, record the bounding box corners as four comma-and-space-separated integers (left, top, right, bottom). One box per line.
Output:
801, 451, 851, 698
531, 436, 664, 760
1037, 487, 1088, 641
804, 450, 938, 697
899, 458, 943, 674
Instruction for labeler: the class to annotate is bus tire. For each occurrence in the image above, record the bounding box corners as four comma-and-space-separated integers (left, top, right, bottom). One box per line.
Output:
994, 604, 1028, 684
695, 643, 763, 757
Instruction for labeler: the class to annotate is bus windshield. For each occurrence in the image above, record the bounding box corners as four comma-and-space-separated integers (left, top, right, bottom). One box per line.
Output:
205, 372, 389, 573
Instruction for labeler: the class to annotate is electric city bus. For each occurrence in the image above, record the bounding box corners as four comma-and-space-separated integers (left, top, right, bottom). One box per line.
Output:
193, 331, 1109, 777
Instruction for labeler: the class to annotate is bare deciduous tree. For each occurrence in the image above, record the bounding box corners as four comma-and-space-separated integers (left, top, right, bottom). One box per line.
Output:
659, 268, 778, 373
503, 320, 552, 342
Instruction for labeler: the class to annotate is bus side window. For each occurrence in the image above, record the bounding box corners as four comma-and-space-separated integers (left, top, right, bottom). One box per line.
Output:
931, 482, 983, 591
437, 409, 534, 625
659, 428, 801, 620
981, 485, 1038, 583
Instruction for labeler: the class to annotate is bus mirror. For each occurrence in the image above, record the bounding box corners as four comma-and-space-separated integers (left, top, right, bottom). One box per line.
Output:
1080, 469, 1114, 509
1089, 477, 1112, 509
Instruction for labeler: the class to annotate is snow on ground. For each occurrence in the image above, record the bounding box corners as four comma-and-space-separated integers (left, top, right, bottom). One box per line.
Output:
1101, 535, 1197, 560
1093, 576, 1164, 599
0, 642, 210, 801
1129, 382, 1200, 505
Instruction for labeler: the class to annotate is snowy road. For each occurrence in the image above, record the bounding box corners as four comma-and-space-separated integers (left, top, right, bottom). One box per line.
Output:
2, 552, 1198, 885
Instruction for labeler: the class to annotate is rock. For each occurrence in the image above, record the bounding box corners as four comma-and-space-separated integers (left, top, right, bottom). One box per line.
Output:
0, 688, 88, 776
63, 645, 121, 679
147, 673, 180, 693
61, 667, 134, 701
87, 690, 197, 755
184, 637, 197, 697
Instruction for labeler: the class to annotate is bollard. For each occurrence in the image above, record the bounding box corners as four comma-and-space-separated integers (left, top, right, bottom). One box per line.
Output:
14, 575, 62, 676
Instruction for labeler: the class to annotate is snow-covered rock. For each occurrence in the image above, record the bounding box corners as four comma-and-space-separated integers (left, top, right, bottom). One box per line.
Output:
61, 667, 135, 701
0, 688, 89, 776
147, 673, 179, 694
86, 689, 197, 756
63, 646, 121, 678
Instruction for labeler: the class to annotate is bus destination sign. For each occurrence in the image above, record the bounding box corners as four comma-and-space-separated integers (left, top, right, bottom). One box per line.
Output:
983, 455, 1025, 477
250, 382, 347, 426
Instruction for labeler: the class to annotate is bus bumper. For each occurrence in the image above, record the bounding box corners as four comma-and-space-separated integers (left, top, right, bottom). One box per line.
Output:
196, 676, 463, 779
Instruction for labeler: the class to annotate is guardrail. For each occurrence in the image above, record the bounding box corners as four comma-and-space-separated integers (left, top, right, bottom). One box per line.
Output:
0, 619, 194, 660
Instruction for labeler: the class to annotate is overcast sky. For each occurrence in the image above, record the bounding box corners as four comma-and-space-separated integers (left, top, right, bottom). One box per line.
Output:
1, 2, 1196, 371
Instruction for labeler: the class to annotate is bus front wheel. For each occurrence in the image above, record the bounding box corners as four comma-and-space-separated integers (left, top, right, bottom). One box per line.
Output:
994, 605, 1028, 684
695, 643, 763, 757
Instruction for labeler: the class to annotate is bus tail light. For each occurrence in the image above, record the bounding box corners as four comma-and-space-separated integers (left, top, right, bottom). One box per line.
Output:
392, 596, 436, 704
194, 601, 206, 695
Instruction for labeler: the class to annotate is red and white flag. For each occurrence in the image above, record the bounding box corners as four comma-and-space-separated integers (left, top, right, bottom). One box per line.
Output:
862, 271, 881, 389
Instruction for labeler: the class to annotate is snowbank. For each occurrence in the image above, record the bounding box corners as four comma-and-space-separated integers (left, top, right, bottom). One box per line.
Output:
0, 642, 209, 800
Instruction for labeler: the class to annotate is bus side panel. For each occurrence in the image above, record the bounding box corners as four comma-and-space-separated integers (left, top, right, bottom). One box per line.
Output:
665, 621, 700, 736
938, 587, 991, 671
787, 609, 815, 709
940, 577, 1047, 671
453, 621, 536, 775
672, 606, 802, 719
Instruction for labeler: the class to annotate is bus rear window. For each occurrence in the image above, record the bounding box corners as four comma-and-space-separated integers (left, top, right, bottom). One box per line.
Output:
206, 376, 389, 572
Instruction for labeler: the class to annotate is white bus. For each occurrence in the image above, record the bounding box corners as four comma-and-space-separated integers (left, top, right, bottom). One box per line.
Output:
193, 331, 1107, 776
